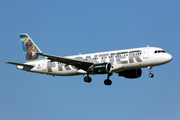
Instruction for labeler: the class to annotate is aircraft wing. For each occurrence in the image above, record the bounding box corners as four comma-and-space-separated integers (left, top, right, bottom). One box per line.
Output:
5, 62, 34, 68
36, 53, 94, 71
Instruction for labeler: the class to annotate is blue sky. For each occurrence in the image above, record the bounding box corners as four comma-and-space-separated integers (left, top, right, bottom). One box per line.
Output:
1, 0, 179, 120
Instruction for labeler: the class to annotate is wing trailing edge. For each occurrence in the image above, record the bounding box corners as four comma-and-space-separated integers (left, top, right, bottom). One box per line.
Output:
36, 53, 94, 71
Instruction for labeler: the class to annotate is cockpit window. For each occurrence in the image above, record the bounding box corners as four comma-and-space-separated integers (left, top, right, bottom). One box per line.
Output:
154, 50, 166, 53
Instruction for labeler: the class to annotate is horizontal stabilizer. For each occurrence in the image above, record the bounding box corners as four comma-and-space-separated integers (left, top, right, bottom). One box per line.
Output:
5, 62, 34, 68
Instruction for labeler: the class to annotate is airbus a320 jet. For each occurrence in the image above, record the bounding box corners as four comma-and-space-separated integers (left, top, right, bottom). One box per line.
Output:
6, 33, 172, 86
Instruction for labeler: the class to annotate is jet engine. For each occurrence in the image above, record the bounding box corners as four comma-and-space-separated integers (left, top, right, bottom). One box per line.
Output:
90, 63, 112, 74
118, 68, 142, 79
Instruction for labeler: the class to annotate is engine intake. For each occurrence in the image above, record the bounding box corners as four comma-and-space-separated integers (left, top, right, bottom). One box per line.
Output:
92, 63, 112, 74
118, 68, 142, 79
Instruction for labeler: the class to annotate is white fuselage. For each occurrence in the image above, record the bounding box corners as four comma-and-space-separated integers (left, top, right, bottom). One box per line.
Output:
18, 47, 172, 76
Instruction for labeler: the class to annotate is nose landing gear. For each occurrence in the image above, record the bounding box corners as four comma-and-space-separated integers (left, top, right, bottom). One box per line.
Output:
148, 66, 154, 78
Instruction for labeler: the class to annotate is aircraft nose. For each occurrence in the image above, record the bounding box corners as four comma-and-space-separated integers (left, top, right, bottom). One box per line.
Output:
166, 53, 173, 62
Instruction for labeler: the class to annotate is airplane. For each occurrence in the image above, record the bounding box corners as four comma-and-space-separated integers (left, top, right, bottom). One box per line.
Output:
6, 33, 173, 86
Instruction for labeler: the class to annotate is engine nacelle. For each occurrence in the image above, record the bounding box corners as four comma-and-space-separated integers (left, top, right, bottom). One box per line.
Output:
92, 63, 112, 74
118, 68, 142, 79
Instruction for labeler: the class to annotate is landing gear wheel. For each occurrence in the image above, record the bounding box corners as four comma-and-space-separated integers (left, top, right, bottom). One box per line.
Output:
104, 79, 112, 86
84, 76, 92, 83
148, 66, 154, 78
149, 73, 154, 78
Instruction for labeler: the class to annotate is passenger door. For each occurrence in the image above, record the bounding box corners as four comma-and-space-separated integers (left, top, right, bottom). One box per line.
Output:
42, 60, 47, 71
143, 48, 149, 59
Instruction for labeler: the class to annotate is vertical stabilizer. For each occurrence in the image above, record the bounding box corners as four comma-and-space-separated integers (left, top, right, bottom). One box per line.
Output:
19, 33, 45, 62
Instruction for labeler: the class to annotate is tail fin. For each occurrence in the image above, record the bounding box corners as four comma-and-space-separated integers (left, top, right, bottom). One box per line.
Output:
19, 33, 45, 62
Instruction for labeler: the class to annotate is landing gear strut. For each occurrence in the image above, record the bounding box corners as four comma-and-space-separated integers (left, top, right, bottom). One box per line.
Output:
148, 66, 154, 78
104, 73, 112, 86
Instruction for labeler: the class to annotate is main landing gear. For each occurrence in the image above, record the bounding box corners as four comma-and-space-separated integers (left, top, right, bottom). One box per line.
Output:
148, 66, 154, 78
83, 73, 113, 86
104, 73, 112, 86
84, 74, 92, 83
